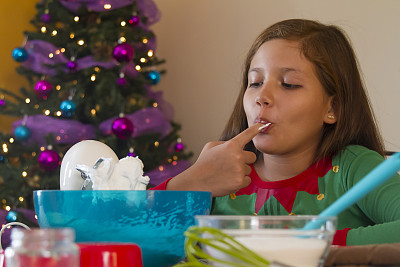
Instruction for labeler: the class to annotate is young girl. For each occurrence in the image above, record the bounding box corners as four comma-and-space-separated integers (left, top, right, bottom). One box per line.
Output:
151, 19, 400, 246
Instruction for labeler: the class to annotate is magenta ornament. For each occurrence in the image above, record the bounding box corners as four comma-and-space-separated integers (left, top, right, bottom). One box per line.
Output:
66, 61, 77, 70
129, 15, 140, 26
116, 77, 128, 87
113, 43, 134, 62
38, 149, 60, 171
112, 117, 134, 139
127, 151, 137, 157
175, 142, 185, 152
41, 13, 51, 23
34, 80, 53, 99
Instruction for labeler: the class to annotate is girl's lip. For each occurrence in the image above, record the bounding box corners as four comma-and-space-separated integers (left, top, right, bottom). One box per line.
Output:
254, 118, 271, 125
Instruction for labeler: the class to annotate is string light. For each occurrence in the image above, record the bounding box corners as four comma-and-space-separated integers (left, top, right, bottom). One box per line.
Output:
9, 138, 14, 143
104, 4, 111, 9
91, 109, 96, 116
119, 37, 126, 43
121, 21, 126, 26
152, 102, 158, 108
19, 197, 24, 202
135, 65, 141, 71
61, 48, 66, 53
34, 104, 39, 109
55, 49, 61, 55
70, 33, 75, 39
25, 98, 30, 103
2, 144, 8, 153
41, 26, 47, 33
158, 166, 164, 171
51, 30, 58, 36
5, 206, 10, 211
40, 146, 45, 151
154, 141, 159, 147
77, 40, 85, 46
22, 171, 27, 177
91, 74, 96, 81
142, 38, 148, 44
140, 58, 146, 63
49, 53, 54, 58
148, 50, 154, 57
74, 16, 79, 22
56, 85, 61, 90
94, 67, 100, 72
55, 111, 62, 116
44, 109, 51, 115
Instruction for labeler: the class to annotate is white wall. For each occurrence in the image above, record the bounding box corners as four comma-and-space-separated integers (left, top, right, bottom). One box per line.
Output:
152, 0, 400, 160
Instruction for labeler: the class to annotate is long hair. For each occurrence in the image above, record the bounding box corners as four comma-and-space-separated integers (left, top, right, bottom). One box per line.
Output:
220, 19, 384, 160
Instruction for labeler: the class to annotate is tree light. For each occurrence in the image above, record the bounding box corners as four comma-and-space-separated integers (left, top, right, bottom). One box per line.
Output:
104, 4, 111, 9
121, 21, 126, 26
74, 16, 79, 22
41, 26, 47, 33
77, 40, 85, 46
148, 50, 154, 57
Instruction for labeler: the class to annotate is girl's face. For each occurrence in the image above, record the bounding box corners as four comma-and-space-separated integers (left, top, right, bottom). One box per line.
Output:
243, 39, 335, 157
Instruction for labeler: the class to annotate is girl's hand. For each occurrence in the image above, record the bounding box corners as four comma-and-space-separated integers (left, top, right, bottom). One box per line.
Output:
166, 123, 263, 197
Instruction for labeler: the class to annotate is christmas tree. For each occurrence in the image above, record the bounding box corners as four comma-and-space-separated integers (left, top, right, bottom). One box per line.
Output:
0, 0, 192, 211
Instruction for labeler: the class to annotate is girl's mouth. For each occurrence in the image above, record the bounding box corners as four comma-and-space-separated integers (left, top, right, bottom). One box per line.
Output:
258, 122, 272, 133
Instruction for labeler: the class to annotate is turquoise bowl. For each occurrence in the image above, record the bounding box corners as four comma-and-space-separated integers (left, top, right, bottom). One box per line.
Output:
34, 190, 212, 267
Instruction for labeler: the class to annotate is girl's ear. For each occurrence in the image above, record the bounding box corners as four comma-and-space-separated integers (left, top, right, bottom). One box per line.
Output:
324, 97, 337, 124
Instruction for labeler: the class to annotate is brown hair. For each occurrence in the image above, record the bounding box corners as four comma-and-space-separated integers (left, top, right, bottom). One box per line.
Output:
220, 19, 385, 160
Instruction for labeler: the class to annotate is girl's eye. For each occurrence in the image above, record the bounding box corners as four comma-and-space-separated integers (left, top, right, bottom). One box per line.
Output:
282, 82, 301, 89
248, 82, 263, 88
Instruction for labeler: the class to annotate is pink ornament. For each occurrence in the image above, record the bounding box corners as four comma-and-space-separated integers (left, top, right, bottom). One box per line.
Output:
113, 43, 134, 62
116, 77, 128, 87
112, 117, 134, 139
38, 149, 60, 171
34, 80, 53, 100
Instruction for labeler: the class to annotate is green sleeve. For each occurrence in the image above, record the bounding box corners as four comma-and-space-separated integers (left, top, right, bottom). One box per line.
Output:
343, 148, 400, 245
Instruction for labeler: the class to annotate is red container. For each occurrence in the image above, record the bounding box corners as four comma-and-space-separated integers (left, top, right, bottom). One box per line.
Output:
78, 243, 142, 267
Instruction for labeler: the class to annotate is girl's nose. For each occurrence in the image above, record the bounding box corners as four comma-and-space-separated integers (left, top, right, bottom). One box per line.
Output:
255, 92, 271, 107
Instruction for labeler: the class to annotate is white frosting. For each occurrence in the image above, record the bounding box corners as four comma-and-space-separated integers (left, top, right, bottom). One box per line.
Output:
76, 156, 150, 190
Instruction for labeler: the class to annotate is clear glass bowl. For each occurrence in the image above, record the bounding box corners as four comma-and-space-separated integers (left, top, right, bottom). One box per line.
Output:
196, 215, 337, 267
34, 190, 212, 267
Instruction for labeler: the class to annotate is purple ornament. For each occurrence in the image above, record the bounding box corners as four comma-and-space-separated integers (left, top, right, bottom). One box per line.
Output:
67, 61, 77, 70
117, 77, 128, 87
129, 15, 140, 26
41, 13, 51, 23
34, 80, 53, 100
0, 99, 5, 107
38, 149, 60, 171
175, 142, 185, 152
112, 117, 134, 139
113, 43, 134, 62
